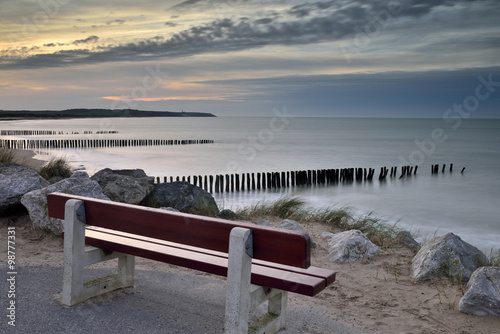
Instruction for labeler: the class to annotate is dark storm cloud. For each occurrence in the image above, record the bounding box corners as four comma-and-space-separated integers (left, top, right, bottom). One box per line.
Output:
0, 0, 497, 69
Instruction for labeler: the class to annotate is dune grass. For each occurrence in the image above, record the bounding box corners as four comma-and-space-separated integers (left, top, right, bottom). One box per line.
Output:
235, 196, 400, 247
0, 148, 16, 163
40, 157, 73, 180
488, 249, 500, 267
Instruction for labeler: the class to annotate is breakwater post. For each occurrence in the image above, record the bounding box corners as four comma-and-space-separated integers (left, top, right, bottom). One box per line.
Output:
431, 163, 457, 175
0, 138, 214, 149
156, 165, 420, 194
0, 130, 119, 135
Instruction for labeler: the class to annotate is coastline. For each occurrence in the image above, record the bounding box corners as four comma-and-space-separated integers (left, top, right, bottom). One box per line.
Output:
11, 149, 48, 170
1, 148, 499, 333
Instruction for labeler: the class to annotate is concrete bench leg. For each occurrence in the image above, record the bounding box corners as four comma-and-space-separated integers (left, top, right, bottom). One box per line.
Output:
225, 227, 288, 334
62, 199, 135, 306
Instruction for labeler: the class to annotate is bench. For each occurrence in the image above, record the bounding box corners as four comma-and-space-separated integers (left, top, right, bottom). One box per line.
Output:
47, 192, 336, 334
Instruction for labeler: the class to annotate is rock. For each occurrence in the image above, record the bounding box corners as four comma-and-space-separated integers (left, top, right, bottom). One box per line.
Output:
218, 209, 239, 220
141, 181, 219, 216
20, 171, 109, 235
321, 230, 379, 263
459, 267, 500, 317
48, 176, 65, 184
0, 163, 49, 215
395, 231, 420, 251
278, 219, 316, 248
159, 207, 180, 212
91, 168, 154, 204
412, 233, 488, 283
278, 219, 304, 232
254, 219, 273, 227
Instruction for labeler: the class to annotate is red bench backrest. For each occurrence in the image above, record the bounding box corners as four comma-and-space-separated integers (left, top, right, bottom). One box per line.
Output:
47, 192, 311, 268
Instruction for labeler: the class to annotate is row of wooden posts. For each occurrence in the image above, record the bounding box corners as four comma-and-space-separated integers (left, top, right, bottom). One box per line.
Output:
431, 163, 465, 174
154, 165, 422, 193
0, 138, 214, 150
0, 130, 118, 136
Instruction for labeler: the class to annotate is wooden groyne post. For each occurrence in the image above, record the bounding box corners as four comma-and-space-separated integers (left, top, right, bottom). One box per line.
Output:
157, 165, 421, 194
0, 138, 214, 150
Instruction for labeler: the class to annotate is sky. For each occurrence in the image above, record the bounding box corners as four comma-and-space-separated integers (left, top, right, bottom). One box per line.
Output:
0, 0, 499, 117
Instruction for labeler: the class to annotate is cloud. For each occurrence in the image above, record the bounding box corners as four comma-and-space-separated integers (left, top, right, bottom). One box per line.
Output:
72, 35, 99, 45
171, 0, 206, 9
107, 19, 126, 25
0, 0, 498, 70
43, 42, 65, 47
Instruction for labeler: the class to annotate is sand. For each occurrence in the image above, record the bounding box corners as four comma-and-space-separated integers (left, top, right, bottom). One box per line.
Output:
2, 151, 499, 333
10, 149, 49, 170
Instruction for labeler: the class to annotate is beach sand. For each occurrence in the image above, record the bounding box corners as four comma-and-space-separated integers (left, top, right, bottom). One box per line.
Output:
2, 214, 499, 334
1, 151, 499, 333
10, 149, 48, 170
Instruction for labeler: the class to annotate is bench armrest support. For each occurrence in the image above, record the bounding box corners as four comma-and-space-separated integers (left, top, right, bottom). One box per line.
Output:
225, 227, 288, 334
62, 199, 135, 306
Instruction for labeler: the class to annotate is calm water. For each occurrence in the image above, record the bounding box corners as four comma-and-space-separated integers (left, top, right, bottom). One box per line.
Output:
2, 116, 499, 252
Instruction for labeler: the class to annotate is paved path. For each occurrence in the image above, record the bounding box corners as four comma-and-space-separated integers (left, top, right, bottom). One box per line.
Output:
1, 265, 366, 334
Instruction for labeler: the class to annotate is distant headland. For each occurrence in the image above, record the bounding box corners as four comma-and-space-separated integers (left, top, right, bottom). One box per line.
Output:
0, 109, 216, 120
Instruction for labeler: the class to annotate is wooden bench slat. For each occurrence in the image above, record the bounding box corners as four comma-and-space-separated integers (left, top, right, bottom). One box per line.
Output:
85, 228, 328, 296
48, 193, 311, 268
86, 226, 336, 286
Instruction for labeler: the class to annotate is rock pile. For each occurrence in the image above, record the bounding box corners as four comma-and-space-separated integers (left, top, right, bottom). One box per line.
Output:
90, 168, 154, 204
21, 171, 109, 234
0, 163, 49, 215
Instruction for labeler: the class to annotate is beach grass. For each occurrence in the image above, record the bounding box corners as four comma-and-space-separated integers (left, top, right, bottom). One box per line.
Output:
488, 249, 500, 267
0, 148, 16, 163
40, 157, 73, 180
235, 196, 307, 220
235, 196, 400, 246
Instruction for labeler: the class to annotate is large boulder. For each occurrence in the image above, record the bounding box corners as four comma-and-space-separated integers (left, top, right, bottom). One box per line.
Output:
91, 168, 154, 204
254, 219, 273, 227
218, 209, 239, 220
321, 230, 379, 263
0, 163, 49, 215
412, 233, 488, 283
141, 181, 219, 216
459, 266, 500, 317
278, 219, 316, 248
21, 171, 109, 235
395, 231, 420, 251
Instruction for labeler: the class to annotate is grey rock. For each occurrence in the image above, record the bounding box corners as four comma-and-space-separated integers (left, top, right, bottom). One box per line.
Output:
412, 233, 488, 283
141, 181, 219, 216
321, 230, 379, 263
459, 266, 500, 317
91, 168, 154, 204
395, 231, 420, 251
278, 219, 304, 232
254, 219, 273, 227
48, 176, 65, 184
20, 171, 109, 235
159, 207, 180, 212
278, 219, 316, 248
218, 209, 239, 220
0, 163, 49, 215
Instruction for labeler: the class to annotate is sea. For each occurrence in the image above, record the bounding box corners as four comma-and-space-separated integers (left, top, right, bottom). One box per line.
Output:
2, 116, 499, 253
